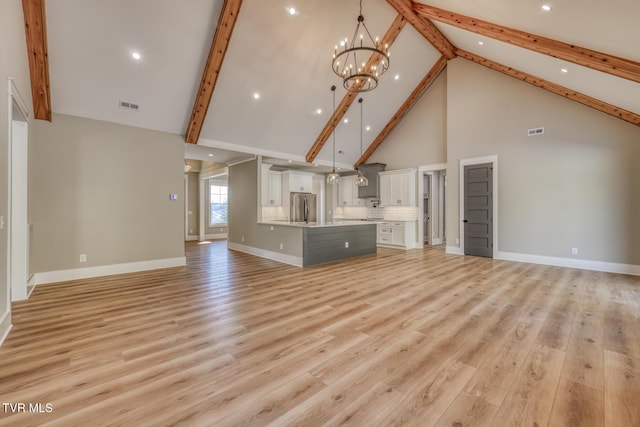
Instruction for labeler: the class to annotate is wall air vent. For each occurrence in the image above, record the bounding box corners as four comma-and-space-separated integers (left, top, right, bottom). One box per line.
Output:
527, 127, 544, 136
119, 100, 140, 111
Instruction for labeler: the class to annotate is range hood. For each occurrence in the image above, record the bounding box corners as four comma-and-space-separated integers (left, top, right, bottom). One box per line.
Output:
357, 163, 386, 199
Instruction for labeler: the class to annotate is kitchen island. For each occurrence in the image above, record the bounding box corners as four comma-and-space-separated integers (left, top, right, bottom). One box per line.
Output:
256, 220, 377, 267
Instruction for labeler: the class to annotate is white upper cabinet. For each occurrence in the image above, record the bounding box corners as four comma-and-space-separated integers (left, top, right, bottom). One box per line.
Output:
261, 164, 282, 206
338, 175, 365, 207
285, 171, 313, 193
379, 169, 417, 206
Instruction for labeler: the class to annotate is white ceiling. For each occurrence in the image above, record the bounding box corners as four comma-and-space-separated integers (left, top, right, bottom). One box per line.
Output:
44, 0, 639, 168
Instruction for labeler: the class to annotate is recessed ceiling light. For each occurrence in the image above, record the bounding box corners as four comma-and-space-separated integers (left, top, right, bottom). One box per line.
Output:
541, 4, 552, 11
343, 118, 349, 124
287, 7, 297, 15
287, 159, 293, 163
561, 68, 568, 73
394, 74, 400, 80
366, 126, 371, 131
478, 41, 484, 46
208, 153, 214, 157
131, 52, 141, 60
316, 108, 322, 115
253, 92, 260, 100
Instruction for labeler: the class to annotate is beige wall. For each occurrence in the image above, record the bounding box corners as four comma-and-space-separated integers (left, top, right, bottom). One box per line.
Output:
31, 114, 185, 273
186, 172, 199, 237
1, 0, 33, 336
446, 58, 640, 264
368, 69, 447, 169
228, 159, 302, 256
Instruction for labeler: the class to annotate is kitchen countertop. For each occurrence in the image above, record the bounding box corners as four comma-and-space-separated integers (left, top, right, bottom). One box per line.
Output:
258, 220, 382, 228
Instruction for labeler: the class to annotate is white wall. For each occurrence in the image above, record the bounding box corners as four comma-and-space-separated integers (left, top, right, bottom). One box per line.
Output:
0, 0, 34, 342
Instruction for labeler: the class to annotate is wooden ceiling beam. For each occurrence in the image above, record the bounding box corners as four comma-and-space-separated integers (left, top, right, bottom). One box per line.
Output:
185, 0, 243, 144
22, 0, 52, 121
355, 55, 448, 168
457, 49, 640, 127
413, 2, 640, 84
385, 0, 455, 59
306, 14, 407, 163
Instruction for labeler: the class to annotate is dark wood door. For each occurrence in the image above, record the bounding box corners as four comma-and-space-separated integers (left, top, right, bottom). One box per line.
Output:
464, 163, 493, 257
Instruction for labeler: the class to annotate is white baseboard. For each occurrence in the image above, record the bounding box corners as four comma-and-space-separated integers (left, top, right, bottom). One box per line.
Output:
496, 251, 640, 276
446, 246, 464, 255
204, 233, 228, 240
431, 238, 443, 245
34, 257, 187, 285
0, 311, 12, 346
227, 242, 303, 267
185, 235, 199, 241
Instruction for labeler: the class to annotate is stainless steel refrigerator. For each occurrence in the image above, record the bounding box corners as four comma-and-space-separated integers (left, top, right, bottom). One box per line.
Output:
290, 192, 317, 223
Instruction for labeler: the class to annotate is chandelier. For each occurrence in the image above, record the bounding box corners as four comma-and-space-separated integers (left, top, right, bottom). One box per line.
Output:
332, 0, 390, 92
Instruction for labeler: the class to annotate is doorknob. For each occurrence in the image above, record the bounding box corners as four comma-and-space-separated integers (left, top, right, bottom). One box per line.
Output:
463, 219, 468, 223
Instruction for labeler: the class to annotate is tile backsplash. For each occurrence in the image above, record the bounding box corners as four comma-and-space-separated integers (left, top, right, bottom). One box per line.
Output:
335, 205, 418, 221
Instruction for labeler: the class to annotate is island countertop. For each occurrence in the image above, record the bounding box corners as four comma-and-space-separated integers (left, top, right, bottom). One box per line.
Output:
258, 220, 383, 228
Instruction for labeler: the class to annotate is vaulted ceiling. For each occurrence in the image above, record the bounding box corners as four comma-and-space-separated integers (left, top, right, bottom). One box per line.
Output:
30, 0, 640, 169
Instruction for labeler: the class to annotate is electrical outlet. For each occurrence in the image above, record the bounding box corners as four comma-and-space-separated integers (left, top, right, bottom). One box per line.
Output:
571, 247, 578, 255
345, 241, 349, 248
189, 228, 193, 234
455, 238, 460, 245
0, 215, 4, 230
279, 243, 284, 250
79, 254, 87, 263
241, 236, 245, 242
270, 226, 274, 231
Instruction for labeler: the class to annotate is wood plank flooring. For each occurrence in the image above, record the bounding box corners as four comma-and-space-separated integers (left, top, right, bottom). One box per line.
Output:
1, 241, 639, 426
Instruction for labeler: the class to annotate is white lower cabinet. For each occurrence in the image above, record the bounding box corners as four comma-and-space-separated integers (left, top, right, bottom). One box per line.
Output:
377, 221, 416, 249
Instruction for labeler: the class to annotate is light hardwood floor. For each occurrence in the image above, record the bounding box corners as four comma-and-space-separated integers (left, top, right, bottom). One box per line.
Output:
1, 241, 639, 426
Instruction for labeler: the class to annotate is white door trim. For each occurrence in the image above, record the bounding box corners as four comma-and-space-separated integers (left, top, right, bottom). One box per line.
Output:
458, 155, 498, 258
7, 79, 31, 306
417, 163, 447, 249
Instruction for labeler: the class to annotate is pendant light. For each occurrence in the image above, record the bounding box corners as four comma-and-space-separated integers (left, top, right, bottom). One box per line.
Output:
355, 97, 369, 187
326, 85, 341, 185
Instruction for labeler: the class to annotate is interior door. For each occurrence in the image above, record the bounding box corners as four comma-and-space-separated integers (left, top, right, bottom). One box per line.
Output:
464, 163, 493, 258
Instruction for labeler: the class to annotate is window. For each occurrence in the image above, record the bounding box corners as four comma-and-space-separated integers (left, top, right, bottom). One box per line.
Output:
209, 178, 228, 226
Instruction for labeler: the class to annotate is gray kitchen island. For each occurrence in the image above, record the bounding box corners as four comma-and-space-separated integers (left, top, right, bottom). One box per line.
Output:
257, 221, 377, 267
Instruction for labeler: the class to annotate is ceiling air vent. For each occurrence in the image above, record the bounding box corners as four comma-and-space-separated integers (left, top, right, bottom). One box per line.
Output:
527, 127, 544, 136
119, 100, 140, 111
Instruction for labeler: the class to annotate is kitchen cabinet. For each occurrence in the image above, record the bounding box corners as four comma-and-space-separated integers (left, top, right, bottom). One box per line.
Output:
338, 175, 365, 207
284, 171, 314, 193
261, 164, 282, 206
379, 169, 416, 206
377, 221, 416, 249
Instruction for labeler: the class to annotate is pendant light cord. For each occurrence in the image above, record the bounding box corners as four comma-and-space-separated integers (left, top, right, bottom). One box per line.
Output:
359, 98, 363, 158
332, 85, 336, 171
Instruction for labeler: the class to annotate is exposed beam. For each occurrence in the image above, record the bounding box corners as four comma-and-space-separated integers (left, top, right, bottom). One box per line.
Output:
413, 2, 640, 84
385, 0, 455, 59
457, 49, 640, 127
22, 0, 51, 121
355, 55, 448, 168
185, 0, 243, 144
306, 14, 407, 163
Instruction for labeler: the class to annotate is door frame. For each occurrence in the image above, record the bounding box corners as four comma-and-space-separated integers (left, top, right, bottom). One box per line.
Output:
417, 163, 446, 249
7, 79, 31, 304
459, 155, 498, 258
